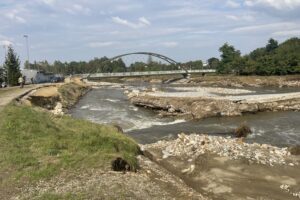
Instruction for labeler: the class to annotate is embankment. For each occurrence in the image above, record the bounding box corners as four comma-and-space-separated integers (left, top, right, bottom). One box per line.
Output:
129, 89, 300, 119
0, 81, 206, 199
20, 81, 90, 115
176, 75, 300, 88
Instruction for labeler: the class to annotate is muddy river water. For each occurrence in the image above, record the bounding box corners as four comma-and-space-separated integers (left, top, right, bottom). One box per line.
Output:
70, 84, 300, 147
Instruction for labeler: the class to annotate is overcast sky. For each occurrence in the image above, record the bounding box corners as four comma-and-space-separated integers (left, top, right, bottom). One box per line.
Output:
0, 0, 300, 65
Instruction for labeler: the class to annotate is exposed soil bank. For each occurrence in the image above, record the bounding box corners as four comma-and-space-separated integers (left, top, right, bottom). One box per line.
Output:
128, 88, 300, 119
173, 75, 300, 88
142, 133, 300, 199
21, 81, 90, 115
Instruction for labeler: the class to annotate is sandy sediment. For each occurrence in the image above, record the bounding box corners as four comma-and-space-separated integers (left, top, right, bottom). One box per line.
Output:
142, 133, 300, 199
173, 75, 300, 88
128, 87, 300, 119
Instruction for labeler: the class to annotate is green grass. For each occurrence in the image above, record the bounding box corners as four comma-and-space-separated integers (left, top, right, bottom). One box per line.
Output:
0, 103, 140, 183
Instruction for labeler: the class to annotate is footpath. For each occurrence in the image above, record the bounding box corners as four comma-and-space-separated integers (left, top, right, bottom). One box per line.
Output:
0, 85, 38, 110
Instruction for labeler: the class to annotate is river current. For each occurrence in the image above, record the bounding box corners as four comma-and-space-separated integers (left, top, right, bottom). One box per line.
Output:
70, 84, 300, 147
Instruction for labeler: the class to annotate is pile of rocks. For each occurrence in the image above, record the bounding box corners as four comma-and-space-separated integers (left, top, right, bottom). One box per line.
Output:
144, 133, 299, 166
51, 102, 64, 115
280, 184, 300, 199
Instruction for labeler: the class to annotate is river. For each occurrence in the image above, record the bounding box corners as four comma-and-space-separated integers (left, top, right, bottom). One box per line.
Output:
70, 84, 300, 147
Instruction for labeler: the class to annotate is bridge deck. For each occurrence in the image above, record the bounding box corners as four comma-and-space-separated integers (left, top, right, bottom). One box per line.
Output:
88, 69, 215, 78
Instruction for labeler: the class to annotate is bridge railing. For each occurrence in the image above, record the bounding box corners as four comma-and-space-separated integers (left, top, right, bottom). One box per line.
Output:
87, 69, 215, 78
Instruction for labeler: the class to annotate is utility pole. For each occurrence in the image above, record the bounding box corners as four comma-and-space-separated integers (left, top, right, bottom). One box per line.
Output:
23, 35, 30, 69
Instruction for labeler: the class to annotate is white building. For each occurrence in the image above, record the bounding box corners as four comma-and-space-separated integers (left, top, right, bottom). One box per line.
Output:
21, 69, 55, 84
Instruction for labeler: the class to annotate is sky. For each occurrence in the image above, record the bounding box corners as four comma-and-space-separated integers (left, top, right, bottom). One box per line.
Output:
0, 0, 300, 65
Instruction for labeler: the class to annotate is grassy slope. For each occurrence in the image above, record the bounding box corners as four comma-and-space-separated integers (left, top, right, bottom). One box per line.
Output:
58, 83, 89, 109
0, 103, 140, 191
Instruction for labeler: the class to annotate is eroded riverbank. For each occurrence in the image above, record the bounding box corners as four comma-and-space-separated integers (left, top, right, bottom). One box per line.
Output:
11, 77, 297, 199
1, 80, 209, 199
143, 133, 300, 199
71, 82, 300, 147
70, 79, 300, 199
128, 86, 300, 120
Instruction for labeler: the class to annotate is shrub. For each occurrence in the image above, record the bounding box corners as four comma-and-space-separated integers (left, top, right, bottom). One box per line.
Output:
289, 145, 300, 155
234, 123, 252, 138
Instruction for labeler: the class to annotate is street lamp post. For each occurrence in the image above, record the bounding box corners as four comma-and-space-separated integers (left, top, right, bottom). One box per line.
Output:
23, 35, 30, 68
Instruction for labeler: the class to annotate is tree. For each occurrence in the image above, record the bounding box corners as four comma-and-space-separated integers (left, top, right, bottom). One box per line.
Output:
266, 38, 278, 52
218, 43, 241, 74
3, 46, 21, 86
207, 57, 220, 69
184, 60, 203, 70
0, 67, 4, 83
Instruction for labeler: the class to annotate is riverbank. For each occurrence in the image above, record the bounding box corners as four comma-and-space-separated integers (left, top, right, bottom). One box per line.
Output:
143, 133, 300, 199
185, 75, 300, 88
128, 86, 300, 120
18, 79, 90, 115
0, 84, 52, 111
0, 81, 207, 199
2, 77, 300, 199
120, 74, 300, 88
70, 79, 300, 199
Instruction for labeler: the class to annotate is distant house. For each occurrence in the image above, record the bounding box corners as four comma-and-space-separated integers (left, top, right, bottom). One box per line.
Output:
21, 69, 55, 84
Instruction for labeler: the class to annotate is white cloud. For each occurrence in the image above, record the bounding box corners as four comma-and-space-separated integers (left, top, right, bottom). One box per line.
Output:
244, 0, 300, 10
65, 4, 91, 15
4, 9, 26, 23
229, 22, 297, 33
189, 30, 218, 34
115, 4, 143, 11
139, 17, 151, 26
226, 14, 254, 21
112, 16, 151, 29
88, 41, 116, 48
162, 42, 178, 48
0, 40, 13, 46
226, 15, 239, 20
157, 8, 203, 19
226, 0, 241, 8
272, 29, 300, 36
42, 0, 56, 6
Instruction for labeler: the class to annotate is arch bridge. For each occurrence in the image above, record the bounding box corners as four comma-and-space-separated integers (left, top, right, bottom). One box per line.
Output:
87, 52, 215, 80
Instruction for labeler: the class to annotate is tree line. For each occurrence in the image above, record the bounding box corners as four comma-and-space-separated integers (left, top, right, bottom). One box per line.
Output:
25, 37, 297, 76
216, 37, 300, 75
1, 37, 300, 86
23, 57, 204, 75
